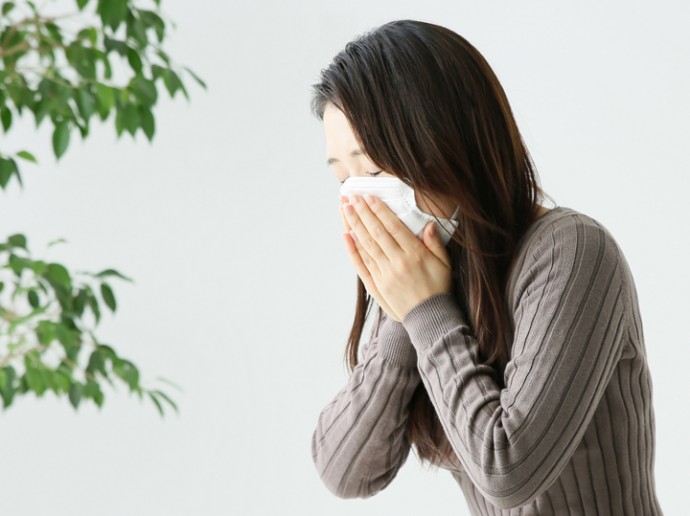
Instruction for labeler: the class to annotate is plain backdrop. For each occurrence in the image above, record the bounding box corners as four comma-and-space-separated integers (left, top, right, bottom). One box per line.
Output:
0, 1, 687, 515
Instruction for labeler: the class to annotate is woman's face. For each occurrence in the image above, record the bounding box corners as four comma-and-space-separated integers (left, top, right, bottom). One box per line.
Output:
322, 102, 397, 184
322, 102, 456, 219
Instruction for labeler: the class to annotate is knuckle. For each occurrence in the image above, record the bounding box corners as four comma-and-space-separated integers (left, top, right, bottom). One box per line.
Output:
411, 252, 424, 266
371, 225, 385, 241
393, 257, 410, 273
387, 222, 402, 237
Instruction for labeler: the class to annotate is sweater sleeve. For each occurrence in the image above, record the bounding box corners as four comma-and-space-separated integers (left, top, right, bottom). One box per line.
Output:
400, 218, 631, 510
311, 309, 421, 498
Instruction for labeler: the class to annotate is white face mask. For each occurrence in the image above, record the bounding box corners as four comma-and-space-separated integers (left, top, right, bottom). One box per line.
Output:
339, 176, 460, 246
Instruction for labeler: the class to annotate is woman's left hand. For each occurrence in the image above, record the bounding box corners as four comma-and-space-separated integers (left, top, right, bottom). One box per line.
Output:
341, 193, 453, 323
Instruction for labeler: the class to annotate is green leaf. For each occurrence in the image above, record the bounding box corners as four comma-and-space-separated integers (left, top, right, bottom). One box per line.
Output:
7, 233, 27, 249
76, 27, 97, 45
36, 320, 56, 345
131, 76, 157, 106
162, 69, 178, 97
114, 104, 124, 136
43, 369, 62, 395
127, 15, 148, 47
155, 48, 170, 65
183, 66, 207, 90
47, 237, 68, 248
29, 260, 47, 276
100, 282, 116, 312
152, 389, 178, 413
8, 253, 32, 276
1, 106, 12, 132
95, 344, 117, 363
76, 0, 89, 11
127, 47, 143, 74
72, 287, 87, 316
27, 289, 40, 308
95, 268, 134, 282
24, 360, 47, 396
0, 365, 17, 408
16, 150, 37, 163
44, 262, 72, 292
121, 103, 140, 136
86, 349, 108, 377
54, 367, 72, 393
147, 390, 164, 417
94, 83, 115, 119
97, 0, 128, 31
0, 156, 18, 189
113, 359, 139, 390
83, 380, 104, 407
45, 22, 63, 45
151, 64, 165, 80
68, 382, 83, 408
101, 52, 113, 80
52, 121, 70, 159
103, 36, 128, 56
74, 89, 96, 122
139, 9, 165, 43
139, 106, 154, 141
55, 323, 79, 357
1, 2, 15, 16
86, 293, 101, 324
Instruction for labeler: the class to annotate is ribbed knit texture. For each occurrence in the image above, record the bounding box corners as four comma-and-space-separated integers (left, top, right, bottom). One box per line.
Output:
310, 206, 664, 514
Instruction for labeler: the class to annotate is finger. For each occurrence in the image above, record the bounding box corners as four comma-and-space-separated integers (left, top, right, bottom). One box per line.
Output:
352, 194, 419, 260
344, 233, 391, 317
423, 221, 452, 267
343, 199, 386, 267
342, 230, 380, 286
349, 228, 380, 277
339, 204, 351, 232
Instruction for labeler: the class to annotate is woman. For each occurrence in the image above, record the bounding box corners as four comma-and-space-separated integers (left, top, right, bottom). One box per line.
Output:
309, 19, 663, 515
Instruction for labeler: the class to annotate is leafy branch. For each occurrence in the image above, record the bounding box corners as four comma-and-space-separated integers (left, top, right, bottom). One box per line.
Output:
0, 0, 199, 417
0, 0, 207, 190
0, 233, 182, 416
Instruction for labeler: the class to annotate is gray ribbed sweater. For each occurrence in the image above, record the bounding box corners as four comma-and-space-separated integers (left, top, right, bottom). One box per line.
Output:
311, 206, 664, 515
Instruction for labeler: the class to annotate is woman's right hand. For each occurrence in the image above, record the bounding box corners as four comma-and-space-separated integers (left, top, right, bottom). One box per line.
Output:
339, 195, 402, 323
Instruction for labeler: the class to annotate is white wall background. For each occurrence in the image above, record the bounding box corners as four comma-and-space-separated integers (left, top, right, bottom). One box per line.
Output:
0, 1, 687, 514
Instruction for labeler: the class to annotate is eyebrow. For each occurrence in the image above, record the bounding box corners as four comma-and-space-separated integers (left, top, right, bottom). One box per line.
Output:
326, 148, 363, 166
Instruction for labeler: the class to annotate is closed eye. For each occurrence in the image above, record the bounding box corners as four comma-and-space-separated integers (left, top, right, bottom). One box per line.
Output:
339, 170, 383, 184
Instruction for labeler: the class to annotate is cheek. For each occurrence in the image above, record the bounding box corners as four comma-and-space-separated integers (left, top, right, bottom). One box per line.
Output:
332, 165, 349, 183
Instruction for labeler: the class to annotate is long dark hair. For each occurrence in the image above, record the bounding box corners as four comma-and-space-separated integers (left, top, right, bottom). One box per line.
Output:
310, 19, 555, 469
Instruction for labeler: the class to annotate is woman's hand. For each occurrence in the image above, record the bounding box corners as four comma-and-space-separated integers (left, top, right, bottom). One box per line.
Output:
339, 193, 453, 323
339, 195, 400, 321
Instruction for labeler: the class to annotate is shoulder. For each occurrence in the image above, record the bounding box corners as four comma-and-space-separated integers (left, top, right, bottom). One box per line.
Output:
508, 207, 630, 315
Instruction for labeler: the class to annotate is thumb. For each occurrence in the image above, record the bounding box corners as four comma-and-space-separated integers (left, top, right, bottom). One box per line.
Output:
423, 221, 445, 258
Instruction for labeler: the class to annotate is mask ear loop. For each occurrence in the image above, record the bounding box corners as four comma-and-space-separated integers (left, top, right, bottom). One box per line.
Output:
449, 205, 461, 222
440, 205, 461, 244
435, 205, 461, 243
